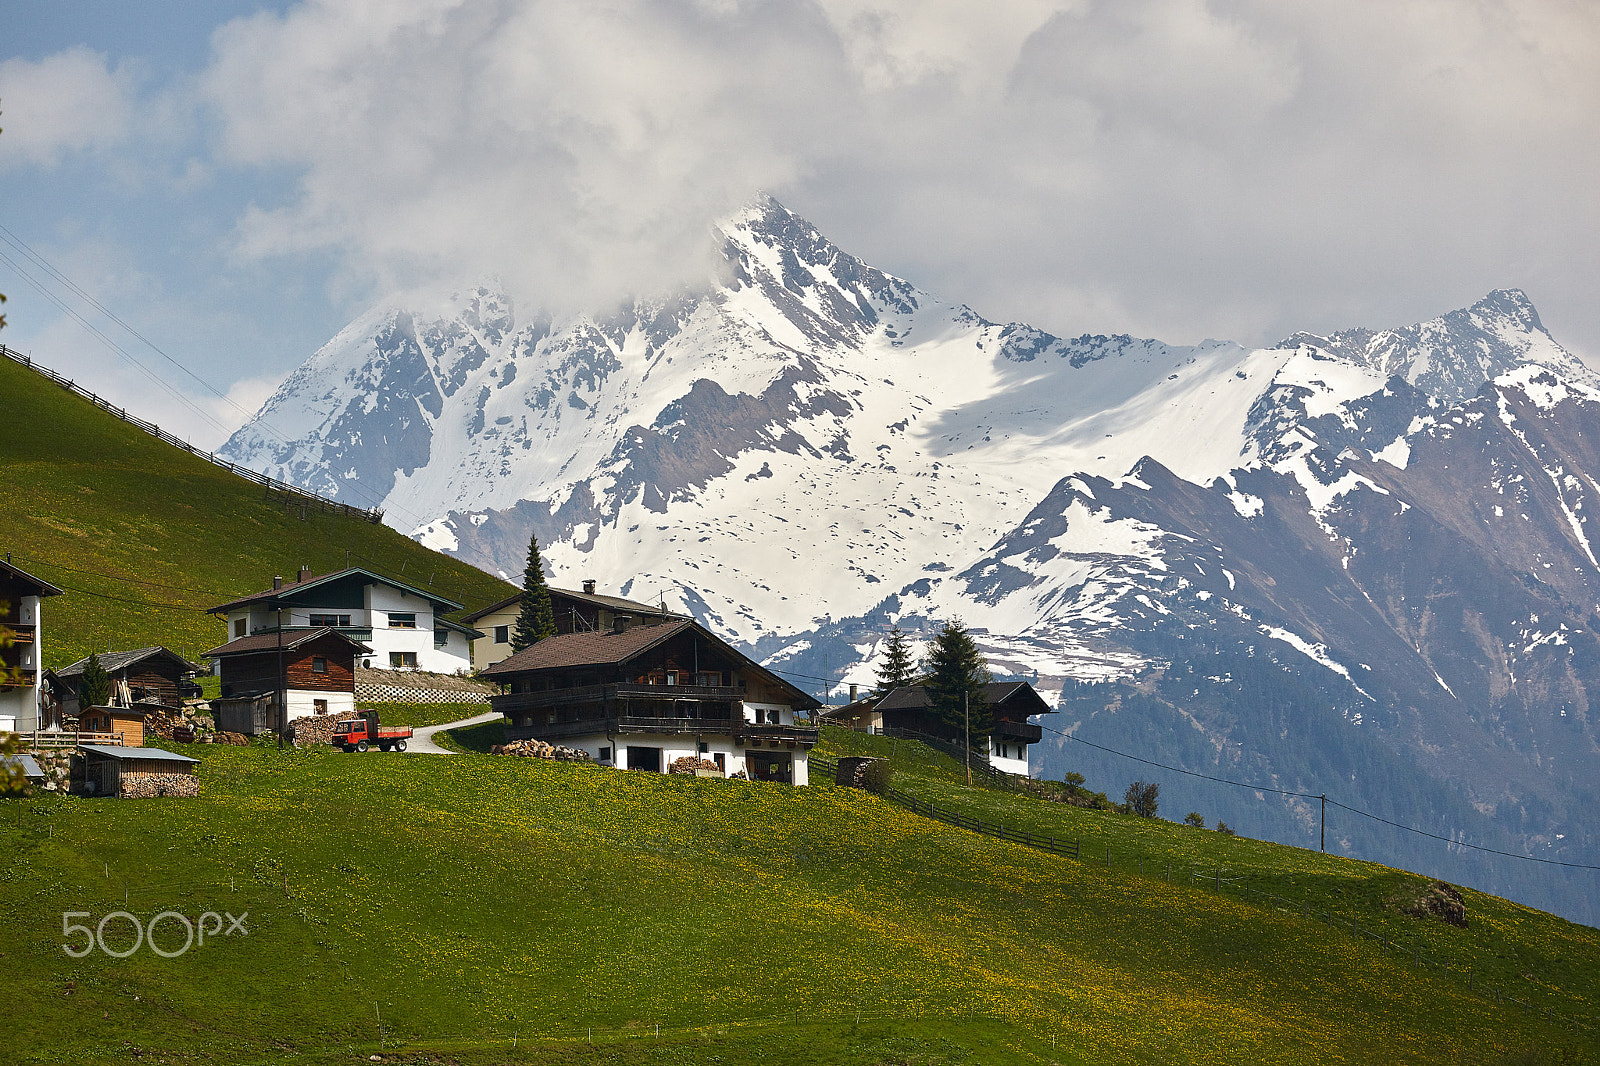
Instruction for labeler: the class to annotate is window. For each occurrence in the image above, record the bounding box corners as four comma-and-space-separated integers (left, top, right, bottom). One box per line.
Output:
698, 741, 709, 754
494, 624, 509, 644
312, 657, 328, 674
766, 709, 782, 725
599, 746, 612, 763
233, 618, 246, 639
434, 629, 448, 648
313, 699, 328, 715
390, 651, 418, 668
309, 614, 351, 628
388, 613, 417, 629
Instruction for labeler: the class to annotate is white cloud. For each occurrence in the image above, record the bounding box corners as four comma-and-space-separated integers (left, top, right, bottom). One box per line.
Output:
0, 48, 137, 169
172, 0, 1600, 363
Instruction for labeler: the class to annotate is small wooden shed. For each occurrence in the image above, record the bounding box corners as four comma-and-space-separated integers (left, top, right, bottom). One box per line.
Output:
79, 744, 199, 799
76, 704, 148, 747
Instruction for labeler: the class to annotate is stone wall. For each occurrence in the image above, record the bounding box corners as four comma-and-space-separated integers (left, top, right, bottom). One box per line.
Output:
118, 772, 198, 799
353, 667, 494, 705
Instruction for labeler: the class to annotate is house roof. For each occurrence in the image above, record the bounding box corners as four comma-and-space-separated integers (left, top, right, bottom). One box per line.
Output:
204, 627, 372, 659
2, 754, 43, 779
0, 558, 64, 598
208, 567, 466, 615
484, 618, 820, 710
83, 703, 149, 718
461, 585, 682, 625
486, 618, 696, 672
873, 681, 1054, 718
79, 744, 199, 763
57, 646, 203, 679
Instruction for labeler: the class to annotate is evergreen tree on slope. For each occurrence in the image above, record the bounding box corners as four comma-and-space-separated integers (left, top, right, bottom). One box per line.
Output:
874, 625, 917, 695
924, 618, 991, 745
511, 533, 557, 651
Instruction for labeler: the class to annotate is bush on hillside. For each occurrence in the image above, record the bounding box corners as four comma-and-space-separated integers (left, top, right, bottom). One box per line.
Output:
1125, 780, 1160, 819
1184, 812, 1205, 828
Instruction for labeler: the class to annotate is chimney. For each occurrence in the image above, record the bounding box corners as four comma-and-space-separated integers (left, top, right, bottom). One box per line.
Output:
849, 683, 858, 703
612, 614, 634, 634
297, 566, 311, 583
272, 575, 283, 590
583, 579, 597, 595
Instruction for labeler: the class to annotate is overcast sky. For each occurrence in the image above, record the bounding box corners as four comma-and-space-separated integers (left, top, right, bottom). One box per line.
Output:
3, 0, 1597, 448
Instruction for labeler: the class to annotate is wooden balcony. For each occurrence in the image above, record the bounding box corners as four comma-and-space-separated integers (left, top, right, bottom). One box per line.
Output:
990, 719, 1043, 743
504, 714, 739, 743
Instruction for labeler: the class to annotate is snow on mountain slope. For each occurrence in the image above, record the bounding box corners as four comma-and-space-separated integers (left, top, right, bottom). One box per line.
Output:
224, 197, 1325, 644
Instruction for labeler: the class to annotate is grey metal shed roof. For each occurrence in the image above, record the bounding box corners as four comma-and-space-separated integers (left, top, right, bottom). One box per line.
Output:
79, 745, 200, 763
2, 754, 43, 778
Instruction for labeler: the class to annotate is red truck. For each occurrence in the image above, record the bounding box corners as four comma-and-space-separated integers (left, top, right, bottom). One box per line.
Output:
333, 713, 412, 753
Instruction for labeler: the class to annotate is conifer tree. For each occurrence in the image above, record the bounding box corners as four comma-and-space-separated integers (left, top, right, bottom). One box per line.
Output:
923, 618, 990, 744
511, 533, 557, 651
873, 625, 916, 695
79, 652, 112, 709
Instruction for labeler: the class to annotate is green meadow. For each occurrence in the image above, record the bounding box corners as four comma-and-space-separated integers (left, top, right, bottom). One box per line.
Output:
3, 734, 1594, 1065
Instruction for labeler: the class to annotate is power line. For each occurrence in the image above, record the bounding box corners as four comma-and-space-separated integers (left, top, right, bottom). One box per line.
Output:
1040, 721, 1600, 871
0, 225, 423, 525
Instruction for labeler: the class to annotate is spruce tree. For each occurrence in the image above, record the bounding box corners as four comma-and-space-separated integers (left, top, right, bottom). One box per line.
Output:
79, 652, 112, 709
873, 625, 916, 695
511, 533, 557, 651
923, 618, 990, 745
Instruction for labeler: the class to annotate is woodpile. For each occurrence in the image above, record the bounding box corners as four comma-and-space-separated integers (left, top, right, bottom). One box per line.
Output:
118, 772, 199, 799
489, 738, 592, 761
284, 709, 360, 747
669, 756, 722, 775
209, 731, 252, 747
144, 703, 217, 743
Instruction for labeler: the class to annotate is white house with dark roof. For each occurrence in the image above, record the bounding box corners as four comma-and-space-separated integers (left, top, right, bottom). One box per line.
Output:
0, 558, 64, 732
208, 567, 480, 675
484, 615, 820, 784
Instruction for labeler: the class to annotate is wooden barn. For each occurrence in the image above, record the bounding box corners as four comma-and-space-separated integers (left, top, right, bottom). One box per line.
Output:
205, 627, 370, 734
55, 646, 202, 722
75, 704, 149, 747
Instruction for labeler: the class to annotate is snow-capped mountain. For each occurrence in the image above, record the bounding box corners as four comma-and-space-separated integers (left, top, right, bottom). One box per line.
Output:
223, 199, 1600, 922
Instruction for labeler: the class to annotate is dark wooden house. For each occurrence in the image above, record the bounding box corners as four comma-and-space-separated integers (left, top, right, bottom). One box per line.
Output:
484, 616, 820, 783
55, 646, 202, 722
204, 627, 370, 734
823, 680, 1053, 776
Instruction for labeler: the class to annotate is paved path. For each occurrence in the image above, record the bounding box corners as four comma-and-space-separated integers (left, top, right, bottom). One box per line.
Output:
408, 710, 502, 755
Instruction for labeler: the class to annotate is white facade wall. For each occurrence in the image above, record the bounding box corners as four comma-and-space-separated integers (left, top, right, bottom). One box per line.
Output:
743, 702, 796, 726
987, 736, 1031, 777
224, 581, 473, 675
285, 689, 356, 721
556, 732, 810, 785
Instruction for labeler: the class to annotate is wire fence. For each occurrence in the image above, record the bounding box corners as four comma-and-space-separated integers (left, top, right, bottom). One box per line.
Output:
0, 344, 384, 524
808, 754, 1596, 1037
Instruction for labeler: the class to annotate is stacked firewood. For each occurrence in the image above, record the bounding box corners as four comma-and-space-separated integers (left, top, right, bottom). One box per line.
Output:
489, 738, 592, 761
144, 703, 217, 744
668, 756, 722, 775
118, 772, 199, 799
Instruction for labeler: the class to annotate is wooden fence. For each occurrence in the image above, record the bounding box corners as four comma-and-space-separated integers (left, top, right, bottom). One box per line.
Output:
9, 730, 125, 748
0, 344, 384, 523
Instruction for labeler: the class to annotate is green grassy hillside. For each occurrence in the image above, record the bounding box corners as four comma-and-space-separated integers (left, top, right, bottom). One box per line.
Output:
3, 739, 1595, 1065
0, 355, 515, 666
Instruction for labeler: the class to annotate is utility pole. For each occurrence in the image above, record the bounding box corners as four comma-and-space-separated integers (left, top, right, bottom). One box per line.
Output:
964, 691, 971, 787
1320, 794, 1326, 852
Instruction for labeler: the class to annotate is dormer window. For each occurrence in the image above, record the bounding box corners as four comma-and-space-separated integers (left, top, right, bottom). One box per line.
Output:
233, 619, 246, 639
